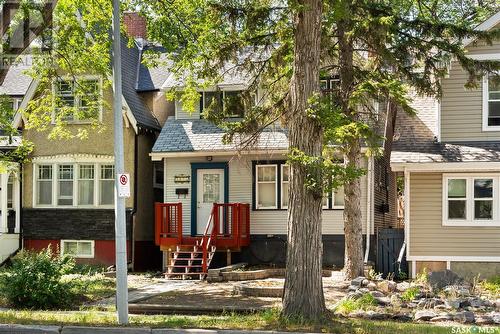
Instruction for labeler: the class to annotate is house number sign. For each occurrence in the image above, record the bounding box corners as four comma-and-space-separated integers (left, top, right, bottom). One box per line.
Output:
174, 174, 190, 184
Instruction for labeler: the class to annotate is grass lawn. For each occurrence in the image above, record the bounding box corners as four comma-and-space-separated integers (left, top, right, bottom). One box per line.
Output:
0, 308, 463, 334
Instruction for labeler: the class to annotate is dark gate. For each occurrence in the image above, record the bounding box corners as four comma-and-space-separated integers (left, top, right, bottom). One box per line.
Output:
376, 228, 407, 278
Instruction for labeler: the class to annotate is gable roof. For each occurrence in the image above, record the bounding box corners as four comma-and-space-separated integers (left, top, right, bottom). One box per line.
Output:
0, 55, 33, 96
152, 117, 288, 155
463, 10, 500, 47
136, 43, 172, 92
12, 37, 161, 132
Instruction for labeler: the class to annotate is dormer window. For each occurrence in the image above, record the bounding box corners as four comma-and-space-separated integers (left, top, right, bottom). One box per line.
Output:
482, 74, 500, 130
53, 76, 102, 123
201, 90, 248, 118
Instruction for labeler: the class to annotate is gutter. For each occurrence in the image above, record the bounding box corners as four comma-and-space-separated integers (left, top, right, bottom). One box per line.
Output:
364, 156, 374, 263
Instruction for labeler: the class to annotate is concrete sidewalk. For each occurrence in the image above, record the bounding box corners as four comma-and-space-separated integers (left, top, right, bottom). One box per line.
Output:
92, 280, 197, 307
0, 324, 320, 334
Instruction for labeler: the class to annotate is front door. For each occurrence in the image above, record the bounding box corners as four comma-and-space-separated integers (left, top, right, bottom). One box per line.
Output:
196, 169, 224, 235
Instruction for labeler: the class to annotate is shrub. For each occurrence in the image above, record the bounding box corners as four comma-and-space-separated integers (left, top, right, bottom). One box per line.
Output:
480, 276, 500, 296
401, 286, 420, 302
0, 247, 76, 309
335, 293, 377, 315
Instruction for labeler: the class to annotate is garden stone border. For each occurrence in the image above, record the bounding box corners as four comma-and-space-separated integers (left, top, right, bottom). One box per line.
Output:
207, 264, 332, 282
233, 282, 283, 298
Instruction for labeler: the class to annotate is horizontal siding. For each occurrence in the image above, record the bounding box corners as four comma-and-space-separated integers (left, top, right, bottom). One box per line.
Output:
440, 29, 500, 141
409, 173, 500, 257
164, 155, 369, 236
175, 100, 201, 120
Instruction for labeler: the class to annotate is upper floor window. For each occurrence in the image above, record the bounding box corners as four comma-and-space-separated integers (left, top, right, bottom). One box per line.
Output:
53, 77, 102, 123
482, 74, 500, 130
201, 90, 252, 118
443, 175, 500, 226
35, 162, 114, 208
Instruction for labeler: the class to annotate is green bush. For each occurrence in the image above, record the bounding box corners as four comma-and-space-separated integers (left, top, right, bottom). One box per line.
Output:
0, 247, 76, 309
401, 286, 420, 302
335, 293, 377, 315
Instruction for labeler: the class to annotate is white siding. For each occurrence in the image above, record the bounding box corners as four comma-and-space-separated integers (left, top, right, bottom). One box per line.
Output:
175, 100, 201, 120
164, 154, 369, 236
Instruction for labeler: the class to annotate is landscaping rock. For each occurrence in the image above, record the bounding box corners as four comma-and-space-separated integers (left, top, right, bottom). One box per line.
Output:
374, 296, 391, 306
428, 270, 464, 291
494, 299, 500, 309
390, 294, 403, 307
444, 299, 461, 310
348, 285, 359, 292
359, 288, 369, 294
414, 310, 437, 321
377, 280, 397, 293
469, 298, 485, 308
367, 282, 377, 291
453, 311, 475, 324
434, 304, 448, 311
443, 285, 470, 297
476, 316, 494, 325
350, 310, 389, 320
369, 291, 385, 298
362, 279, 370, 287
430, 314, 453, 322
396, 282, 411, 292
351, 277, 365, 287
391, 313, 412, 322
491, 312, 500, 324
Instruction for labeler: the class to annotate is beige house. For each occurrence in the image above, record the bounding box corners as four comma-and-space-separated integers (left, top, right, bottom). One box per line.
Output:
391, 11, 500, 279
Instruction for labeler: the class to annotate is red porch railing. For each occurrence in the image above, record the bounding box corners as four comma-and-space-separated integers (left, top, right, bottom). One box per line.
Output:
155, 202, 250, 249
155, 202, 182, 246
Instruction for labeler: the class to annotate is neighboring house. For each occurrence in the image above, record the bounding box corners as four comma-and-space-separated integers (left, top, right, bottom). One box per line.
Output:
0, 57, 31, 263
391, 11, 500, 279
151, 71, 384, 277
12, 15, 171, 270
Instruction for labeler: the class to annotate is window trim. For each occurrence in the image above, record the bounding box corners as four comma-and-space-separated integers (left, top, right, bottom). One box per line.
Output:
255, 164, 278, 210
280, 164, 289, 209
201, 90, 256, 118
332, 187, 345, 210
482, 73, 500, 131
52, 75, 103, 124
442, 174, 500, 226
33, 162, 114, 209
60, 240, 95, 258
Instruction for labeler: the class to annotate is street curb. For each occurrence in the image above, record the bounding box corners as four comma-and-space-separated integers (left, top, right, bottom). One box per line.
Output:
0, 324, 61, 333
61, 326, 151, 333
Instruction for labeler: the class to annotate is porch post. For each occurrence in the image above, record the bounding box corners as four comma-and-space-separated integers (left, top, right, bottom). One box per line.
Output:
14, 170, 21, 233
0, 173, 8, 233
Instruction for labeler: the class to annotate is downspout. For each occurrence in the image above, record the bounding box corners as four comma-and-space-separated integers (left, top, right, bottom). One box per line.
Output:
19, 162, 23, 251
130, 132, 139, 270
364, 156, 373, 263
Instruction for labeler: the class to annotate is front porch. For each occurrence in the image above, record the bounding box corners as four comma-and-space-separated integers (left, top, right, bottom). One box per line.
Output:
155, 202, 250, 279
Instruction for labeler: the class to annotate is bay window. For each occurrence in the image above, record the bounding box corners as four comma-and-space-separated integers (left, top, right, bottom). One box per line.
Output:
444, 175, 499, 226
35, 162, 114, 208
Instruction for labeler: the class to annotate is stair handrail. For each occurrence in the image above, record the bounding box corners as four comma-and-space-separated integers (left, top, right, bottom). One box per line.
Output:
201, 204, 219, 272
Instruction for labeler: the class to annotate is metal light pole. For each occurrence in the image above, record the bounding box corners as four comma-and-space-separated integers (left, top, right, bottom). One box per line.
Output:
111, 0, 129, 324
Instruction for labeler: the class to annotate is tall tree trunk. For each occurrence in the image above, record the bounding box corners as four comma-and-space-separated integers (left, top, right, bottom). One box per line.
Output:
282, 0, 326, 321
338, 14, 364, 280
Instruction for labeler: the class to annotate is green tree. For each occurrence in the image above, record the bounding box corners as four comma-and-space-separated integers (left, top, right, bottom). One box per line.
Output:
135, 0, 500, 321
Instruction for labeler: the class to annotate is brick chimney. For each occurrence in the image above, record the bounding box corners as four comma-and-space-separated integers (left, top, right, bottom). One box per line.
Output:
123, 12, 147, 39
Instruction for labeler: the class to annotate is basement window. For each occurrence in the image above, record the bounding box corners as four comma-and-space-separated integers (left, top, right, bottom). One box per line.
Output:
61, 240, 94, 258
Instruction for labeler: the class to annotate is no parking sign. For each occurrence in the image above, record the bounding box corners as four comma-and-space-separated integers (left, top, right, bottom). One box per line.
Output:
118, 173, 130, 198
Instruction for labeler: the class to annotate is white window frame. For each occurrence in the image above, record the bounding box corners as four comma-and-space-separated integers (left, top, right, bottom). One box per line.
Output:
442, 174, 500, 226
33, 161, 114, 209
201, 90, 255, 118
280, 164, 289, 209
60, 240, 95, 258
482, 73, 500, 131
332, 186, 345, 209
255, 164, 278, 210
52, 75, 103, 124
